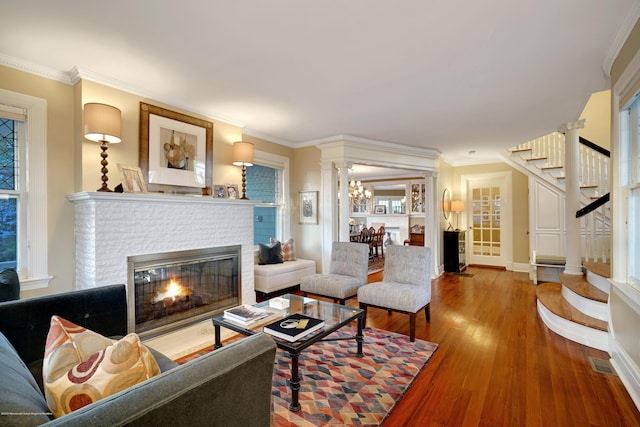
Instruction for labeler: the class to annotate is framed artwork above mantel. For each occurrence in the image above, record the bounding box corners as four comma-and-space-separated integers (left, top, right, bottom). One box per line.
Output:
139, 102, 213, 194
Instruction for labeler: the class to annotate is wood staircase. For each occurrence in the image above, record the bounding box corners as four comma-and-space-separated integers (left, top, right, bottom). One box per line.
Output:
536, 261, 610, 351
505, 132, 612, 352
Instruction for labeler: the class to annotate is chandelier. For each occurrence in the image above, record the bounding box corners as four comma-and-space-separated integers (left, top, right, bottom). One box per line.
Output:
349, 178, 371, 201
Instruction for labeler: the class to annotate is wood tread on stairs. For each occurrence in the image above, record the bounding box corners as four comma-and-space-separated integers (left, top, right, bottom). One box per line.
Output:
536, 283, 608, 332
583, 261, 611, 278
560, 272, 608, 304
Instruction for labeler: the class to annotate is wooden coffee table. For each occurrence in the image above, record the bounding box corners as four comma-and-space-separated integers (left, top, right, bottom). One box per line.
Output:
212, 294, 364, 411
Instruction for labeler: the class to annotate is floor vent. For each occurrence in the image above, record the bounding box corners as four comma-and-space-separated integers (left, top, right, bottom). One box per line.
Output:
589, 357, 617, 376
451, 272, 474, 277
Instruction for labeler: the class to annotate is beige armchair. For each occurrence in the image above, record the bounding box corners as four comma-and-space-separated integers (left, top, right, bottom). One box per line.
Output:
300, 241, 369, 305
357, 244, 432, 341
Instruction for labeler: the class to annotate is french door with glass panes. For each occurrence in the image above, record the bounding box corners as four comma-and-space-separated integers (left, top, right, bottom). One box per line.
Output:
465, 174, 511, 267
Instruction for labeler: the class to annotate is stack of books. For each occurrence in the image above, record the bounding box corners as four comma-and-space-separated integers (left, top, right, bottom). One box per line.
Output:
223, 304, 270, 325
263, 313, 325, 342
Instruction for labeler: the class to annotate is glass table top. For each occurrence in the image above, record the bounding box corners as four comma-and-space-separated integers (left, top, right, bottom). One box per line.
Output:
213, 294, 363, 337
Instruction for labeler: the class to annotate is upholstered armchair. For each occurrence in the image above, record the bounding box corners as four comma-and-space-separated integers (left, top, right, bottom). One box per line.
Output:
300, 241, 369, 305
357, 244, 432, 341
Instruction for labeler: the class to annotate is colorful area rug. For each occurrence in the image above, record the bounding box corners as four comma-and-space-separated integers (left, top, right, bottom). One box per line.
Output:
176, 326, 438, 426
368, 257, 385, 273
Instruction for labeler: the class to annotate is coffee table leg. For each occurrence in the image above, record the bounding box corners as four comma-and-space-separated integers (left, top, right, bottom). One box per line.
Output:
356, 314, 364, 357
289, 353, 301, 411
213, 322, 222, 349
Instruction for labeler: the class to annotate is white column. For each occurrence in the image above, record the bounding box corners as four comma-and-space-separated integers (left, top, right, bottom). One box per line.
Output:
320, 160, 338, 273
336, 162, 351, 242
425, 172, 439, 278
560, 120, 585, 275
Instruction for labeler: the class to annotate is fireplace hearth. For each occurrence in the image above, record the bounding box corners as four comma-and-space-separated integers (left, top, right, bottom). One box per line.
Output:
128, 246, 241, 338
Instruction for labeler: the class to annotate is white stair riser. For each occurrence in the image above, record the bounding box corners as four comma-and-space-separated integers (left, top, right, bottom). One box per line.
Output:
587, 270, 611, 294
537, 301, 608, 351
561, 284, 609, 322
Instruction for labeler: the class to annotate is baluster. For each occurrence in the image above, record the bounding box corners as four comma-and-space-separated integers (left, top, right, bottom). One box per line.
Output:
589, 211, 597, 263
560, 133, 565, 168
545, 135, 550, 165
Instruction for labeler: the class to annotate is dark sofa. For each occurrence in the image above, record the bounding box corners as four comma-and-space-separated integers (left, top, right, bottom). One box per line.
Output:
0, 284, 277, 426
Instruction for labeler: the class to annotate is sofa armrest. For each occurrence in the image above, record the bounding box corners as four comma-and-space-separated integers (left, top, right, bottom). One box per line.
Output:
44, 333, 277, 427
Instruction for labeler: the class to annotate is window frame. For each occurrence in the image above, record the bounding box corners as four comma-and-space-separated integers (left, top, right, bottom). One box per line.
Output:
0, 89, 50, 290
623, 95, 640, 290
252, 150, 290, 244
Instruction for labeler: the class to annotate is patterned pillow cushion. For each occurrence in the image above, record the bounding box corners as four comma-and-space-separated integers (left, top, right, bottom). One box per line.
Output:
258, 241, 283, 265
43, 315, 160, 418
270, 237, 296, 262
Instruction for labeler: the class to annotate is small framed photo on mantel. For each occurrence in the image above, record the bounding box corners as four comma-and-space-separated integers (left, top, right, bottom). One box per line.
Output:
213, 184, 226, 198
226, 184, 239, 200
118, 164, 147, 193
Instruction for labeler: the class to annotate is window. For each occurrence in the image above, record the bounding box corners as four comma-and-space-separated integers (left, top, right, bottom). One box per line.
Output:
0, 89, 49, 290
245, 151, 290, 246
0, 113, 20, 271
247, 165, 279, 245
622, 93, 640, 289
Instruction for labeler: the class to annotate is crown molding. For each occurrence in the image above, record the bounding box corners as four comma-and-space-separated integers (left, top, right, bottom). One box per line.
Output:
313, 134, 441, 158
0, 54, 246, 128
72, 66, 246, 128
241, 127, 295, 147
0, 53, 75, 85
602, 2, 640, 78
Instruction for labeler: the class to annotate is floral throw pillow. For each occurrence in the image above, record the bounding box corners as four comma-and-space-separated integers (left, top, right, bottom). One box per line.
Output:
270, 237, 296, 262
43, 315, 160, 418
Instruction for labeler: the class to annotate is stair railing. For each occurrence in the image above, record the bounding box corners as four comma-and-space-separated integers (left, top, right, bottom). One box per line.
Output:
513, 134, 610, 191
577, 194, 611, 263
511, 133, 611, 264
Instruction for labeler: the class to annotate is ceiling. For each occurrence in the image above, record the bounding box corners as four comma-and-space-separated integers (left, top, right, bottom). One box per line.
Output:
1, 1, 639, 166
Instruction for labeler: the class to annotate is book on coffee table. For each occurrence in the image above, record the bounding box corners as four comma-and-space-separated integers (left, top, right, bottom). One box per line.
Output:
263, 313, 325, 342
223, 304, 270, 325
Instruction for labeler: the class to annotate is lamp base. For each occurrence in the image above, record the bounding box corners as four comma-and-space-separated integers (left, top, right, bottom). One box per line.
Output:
240, 165, 249, 200
97, 142, 113, 192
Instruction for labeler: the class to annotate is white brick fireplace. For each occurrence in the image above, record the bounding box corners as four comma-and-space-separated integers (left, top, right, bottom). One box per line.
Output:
67, 192, 256, 307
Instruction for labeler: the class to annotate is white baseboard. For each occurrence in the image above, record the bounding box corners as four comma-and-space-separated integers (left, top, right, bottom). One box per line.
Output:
609, 338, 640, 413
511, 262, 530, 273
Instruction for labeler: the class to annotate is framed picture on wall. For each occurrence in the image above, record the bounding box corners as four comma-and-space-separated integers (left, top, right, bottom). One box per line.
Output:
374, 204, 387, 214
299, 191, 318, 224
139, 102, 213, 194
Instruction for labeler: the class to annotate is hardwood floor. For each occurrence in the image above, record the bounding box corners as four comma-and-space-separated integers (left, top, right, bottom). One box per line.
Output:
355, 266, 640, 426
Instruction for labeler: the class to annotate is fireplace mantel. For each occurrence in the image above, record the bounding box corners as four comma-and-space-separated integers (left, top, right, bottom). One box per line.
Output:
67, 192, 257, 305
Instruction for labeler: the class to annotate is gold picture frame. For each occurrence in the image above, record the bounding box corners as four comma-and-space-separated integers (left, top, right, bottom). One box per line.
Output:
139, 102, 213, 194
117, 164, 147, 193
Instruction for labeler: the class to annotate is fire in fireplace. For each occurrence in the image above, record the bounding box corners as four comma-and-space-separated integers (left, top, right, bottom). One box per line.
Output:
127, 246, 241, 338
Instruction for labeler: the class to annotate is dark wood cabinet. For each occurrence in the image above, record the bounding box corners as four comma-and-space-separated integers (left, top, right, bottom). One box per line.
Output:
407, 232, 424, 246
444, 230, 466, 272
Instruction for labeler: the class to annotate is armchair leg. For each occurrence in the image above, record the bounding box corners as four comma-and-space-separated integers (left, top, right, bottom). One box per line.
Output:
409, 313, 416, 342
425, 303, 430, 322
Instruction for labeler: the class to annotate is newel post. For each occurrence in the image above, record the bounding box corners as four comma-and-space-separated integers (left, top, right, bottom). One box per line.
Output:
560, 120, 585, 276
